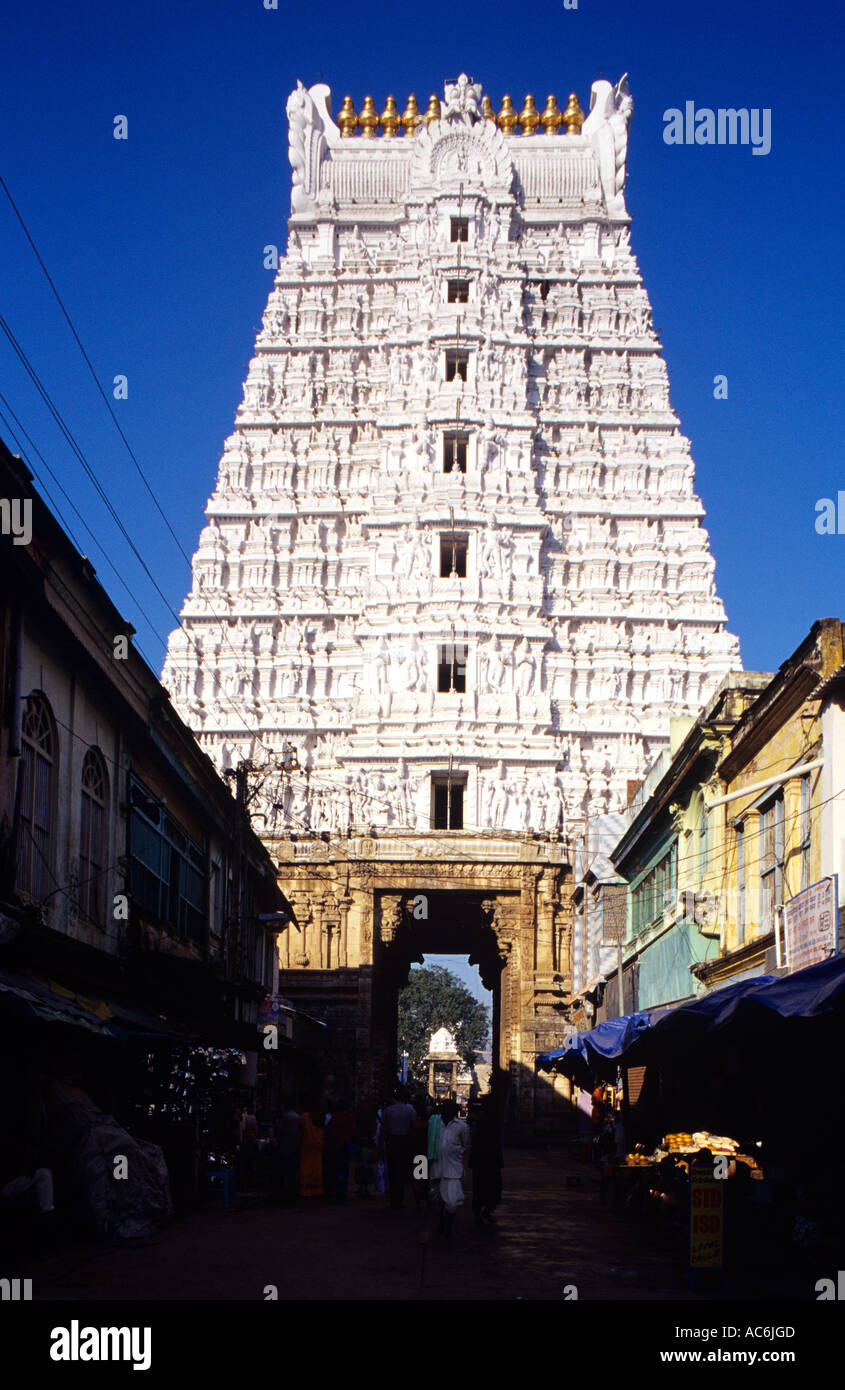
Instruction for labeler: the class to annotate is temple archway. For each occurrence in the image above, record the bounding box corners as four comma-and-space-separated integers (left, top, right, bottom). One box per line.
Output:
273, 830, 576, 1139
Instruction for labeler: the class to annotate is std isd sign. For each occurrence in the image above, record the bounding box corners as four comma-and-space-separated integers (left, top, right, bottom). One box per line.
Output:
689, 1167, 724, 1269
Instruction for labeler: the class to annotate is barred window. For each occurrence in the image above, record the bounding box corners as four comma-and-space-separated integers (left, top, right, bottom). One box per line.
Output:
437, 643, 467, 694
447, 279, 469, 303
443, 431, 468, 474
445, 350, 469, 383
432, 775, 466, 830
79, 748, 108, 924
439, 533, 468, 578
16, 692, 56, 900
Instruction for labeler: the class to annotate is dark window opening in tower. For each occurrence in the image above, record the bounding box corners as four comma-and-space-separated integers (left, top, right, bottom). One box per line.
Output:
443, 431, 468, 473
437, 643, 467, 693
445, 350, 469, 383
447, 279, 470, 303
439, 533, 468, 578
432, 776, 466, 830
450, 217, 469, 243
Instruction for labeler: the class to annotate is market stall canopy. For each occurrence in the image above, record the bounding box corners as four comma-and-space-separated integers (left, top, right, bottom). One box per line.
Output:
629, 955, 845, 1061
536, 955, 845, 1078
536, 1010, 665, 1079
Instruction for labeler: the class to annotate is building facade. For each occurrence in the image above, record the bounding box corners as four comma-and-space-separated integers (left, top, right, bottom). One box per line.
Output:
0, 441, 290, 1155
706, 619, 845, 988
596, 621, 844, 1020
610, 677, 772, 1013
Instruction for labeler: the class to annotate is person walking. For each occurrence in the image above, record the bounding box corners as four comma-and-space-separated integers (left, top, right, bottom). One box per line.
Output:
380, 1086, 417, 1211
274, 1094, 302, 1200
431, 1099, 470, 1238
410, 1094, 432, 1212
299, 1105, 326, 1198
323, 1098, 355, 1199
469, 1095, 503, 1225
353, 1107, 378, 1198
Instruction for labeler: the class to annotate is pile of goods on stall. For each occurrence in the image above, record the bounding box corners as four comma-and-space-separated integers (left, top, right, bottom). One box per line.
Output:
620, 1131, 762, 1175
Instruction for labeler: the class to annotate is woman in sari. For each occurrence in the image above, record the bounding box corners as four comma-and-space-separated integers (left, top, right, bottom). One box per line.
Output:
299, 1106, 326, 1197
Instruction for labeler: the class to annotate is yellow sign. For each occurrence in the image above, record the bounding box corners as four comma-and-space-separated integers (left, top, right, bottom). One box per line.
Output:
689, 1168, 724, 1268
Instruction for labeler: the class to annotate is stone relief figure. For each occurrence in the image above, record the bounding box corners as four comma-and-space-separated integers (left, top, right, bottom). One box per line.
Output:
484, 636, 508, 691
530, 774, 548, 830
479, 520, 504, 580
396, 636, 422, 692
514, 639, 536, 696
490, 768, 509, 830
545, 779, 566, 834
369, 635, 390, 695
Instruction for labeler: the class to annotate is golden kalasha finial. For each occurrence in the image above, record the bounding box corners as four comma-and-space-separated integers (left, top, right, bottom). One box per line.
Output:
481, 94, 496, 124
563, 92, 585, 134
540, 94, 563, 134
402, 93, 422, 136
519, 94, 540, 135
359, 95, 379, 137
338, 95, 358, 137
423, 93, 441, 125
497, 94, 517, 133
381, 95, 400, 137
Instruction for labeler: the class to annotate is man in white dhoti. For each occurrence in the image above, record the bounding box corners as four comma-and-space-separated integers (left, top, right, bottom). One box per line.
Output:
430, 1100, 470, 1238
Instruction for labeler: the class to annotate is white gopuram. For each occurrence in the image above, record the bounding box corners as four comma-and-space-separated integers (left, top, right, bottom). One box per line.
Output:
163, 74, 740, 844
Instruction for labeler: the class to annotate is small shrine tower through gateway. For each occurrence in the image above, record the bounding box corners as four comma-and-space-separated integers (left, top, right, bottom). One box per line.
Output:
164, 74, 739, 1136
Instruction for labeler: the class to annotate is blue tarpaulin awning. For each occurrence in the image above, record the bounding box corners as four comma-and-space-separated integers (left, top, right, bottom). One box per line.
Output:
536, 1010, 661, 1076
537, 954, 845, 1077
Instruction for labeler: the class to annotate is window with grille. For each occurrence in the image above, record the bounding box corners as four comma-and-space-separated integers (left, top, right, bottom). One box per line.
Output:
79, 748, 108, 924
759, 794, 784, 934
432, 775, 466, 829
437, 643, 467, 694
447, 279, 469, 303
450, 217, 469, 243
129, 777, 206, 942
439, 533, 468, 578
16, 692, 56, 901
443, 431, 468, 474
445, 350, 469, 383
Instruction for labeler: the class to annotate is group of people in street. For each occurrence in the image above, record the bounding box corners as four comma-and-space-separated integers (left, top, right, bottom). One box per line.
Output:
250, 1087, 503, 1237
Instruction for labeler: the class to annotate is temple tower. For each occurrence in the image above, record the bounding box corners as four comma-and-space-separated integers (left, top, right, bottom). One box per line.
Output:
163, 74, 739, 1131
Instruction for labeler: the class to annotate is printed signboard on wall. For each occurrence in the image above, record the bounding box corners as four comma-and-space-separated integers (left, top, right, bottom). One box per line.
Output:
782, 876, 838, 973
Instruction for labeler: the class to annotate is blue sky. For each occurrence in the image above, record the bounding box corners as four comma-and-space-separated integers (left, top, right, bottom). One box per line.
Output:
2, 0, 842, 678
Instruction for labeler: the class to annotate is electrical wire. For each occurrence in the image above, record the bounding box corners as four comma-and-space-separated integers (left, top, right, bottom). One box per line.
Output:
0, 172, 193, 568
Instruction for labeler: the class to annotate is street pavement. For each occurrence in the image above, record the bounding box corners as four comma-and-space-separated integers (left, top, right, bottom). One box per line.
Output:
27, 1149, 778, 1302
